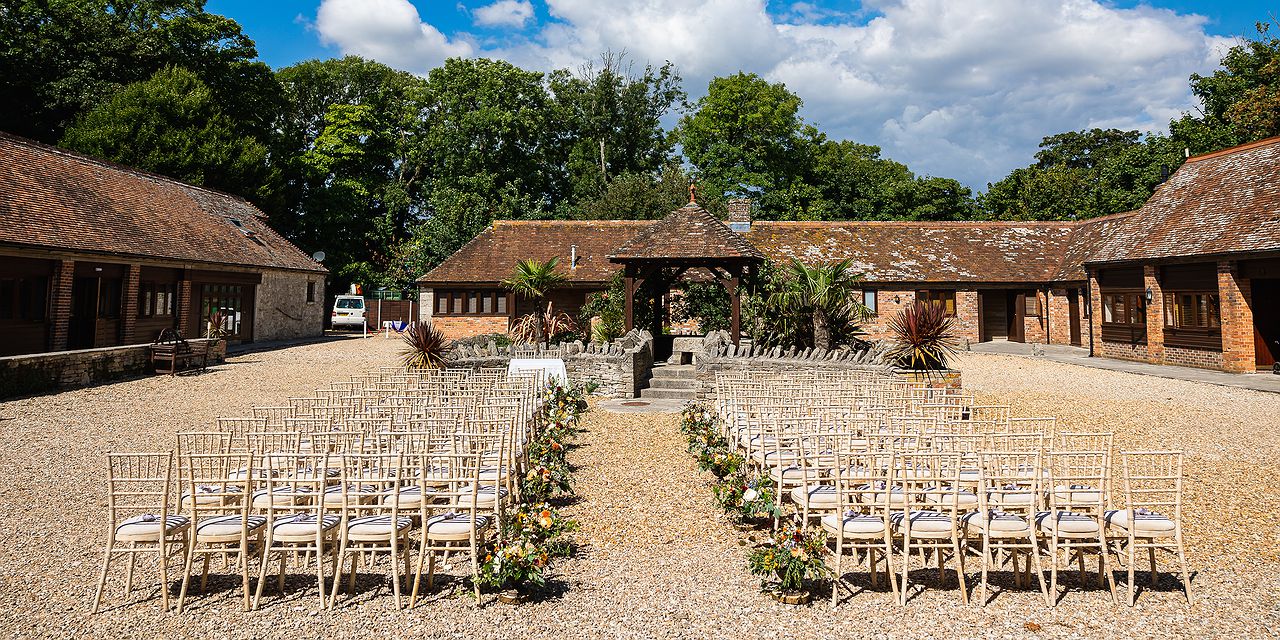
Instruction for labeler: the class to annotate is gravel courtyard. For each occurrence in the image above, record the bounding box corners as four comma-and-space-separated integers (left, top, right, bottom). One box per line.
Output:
1, 340, 1277, 639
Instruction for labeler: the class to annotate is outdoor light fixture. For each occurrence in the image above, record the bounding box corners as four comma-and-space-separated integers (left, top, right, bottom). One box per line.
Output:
1145, 287, 1154, 304
893, 295, 901, 304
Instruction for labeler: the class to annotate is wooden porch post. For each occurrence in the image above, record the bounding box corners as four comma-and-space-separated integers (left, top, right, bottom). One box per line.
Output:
728, 265, 741, 346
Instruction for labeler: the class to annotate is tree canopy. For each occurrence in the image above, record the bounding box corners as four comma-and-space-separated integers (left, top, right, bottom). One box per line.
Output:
6, 2, 1279, 295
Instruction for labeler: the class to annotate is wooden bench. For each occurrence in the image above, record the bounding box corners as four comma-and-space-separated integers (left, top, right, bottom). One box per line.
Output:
150, 329, 209, 376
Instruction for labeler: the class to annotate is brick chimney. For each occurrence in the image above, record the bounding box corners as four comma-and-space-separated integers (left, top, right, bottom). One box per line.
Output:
727, 198, 752, 233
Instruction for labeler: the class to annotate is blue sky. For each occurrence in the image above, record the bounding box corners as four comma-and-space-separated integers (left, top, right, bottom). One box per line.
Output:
205, 1, 1280, 188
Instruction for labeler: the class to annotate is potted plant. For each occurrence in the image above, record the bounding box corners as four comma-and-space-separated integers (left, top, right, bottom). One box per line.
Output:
477, 536, 549, 604
401, 321, 449, 370
507, 502, 578, 559
885, 300, 962, 378
697, 447, 743, 480
746, 525, 831, 604
713, 470, 783, 522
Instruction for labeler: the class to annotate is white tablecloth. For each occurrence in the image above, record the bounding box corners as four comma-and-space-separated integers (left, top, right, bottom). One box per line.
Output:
507, 358, 568, 385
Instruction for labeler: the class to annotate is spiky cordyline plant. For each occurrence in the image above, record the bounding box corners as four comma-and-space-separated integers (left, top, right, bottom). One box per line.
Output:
886, 300, 961, 370
509, 302, 578, 345
401, 321, 449, 370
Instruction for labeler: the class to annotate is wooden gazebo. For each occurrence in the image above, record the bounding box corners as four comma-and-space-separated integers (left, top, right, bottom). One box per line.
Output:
608, 191, 765, 345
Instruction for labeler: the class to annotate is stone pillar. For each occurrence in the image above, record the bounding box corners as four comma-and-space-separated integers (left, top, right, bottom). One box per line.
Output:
121, 264, 140, 344
177, 278, 194, 337
48, 259, 75, 352
1218, 260, 1255, 373
1143, 265, 1164, 363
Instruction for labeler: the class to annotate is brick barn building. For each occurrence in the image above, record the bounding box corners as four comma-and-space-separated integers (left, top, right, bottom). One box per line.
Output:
419, 136, 1280, 374
0, 134, 327, 357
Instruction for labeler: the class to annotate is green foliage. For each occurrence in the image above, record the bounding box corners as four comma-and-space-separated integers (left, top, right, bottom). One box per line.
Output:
750, 259, 868, 350
477, 538, 549, 591
579, 271, 653, 344
746, 525, 831, 593
671, 280, 731, 334
1183, 22, 1280, 148
0, 0, 277, 143
60, 66, 274, 203
886, 300, 962, 370
502, 258, 569, 345
712, 470, 783, 521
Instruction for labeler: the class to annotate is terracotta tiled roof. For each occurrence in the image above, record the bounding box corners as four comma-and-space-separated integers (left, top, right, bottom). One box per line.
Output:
1085, 136, 1280, 264
608, 202, 765, 261
418, 219, 652, 285
1052, 211, 1139, 280
0, 133, 325, 273
745, 221, 1080, 283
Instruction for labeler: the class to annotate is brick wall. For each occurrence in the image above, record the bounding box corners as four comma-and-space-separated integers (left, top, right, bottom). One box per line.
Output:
1219, 260, 1255, 373
1046, 289, 1073, 345
1161, 345, 1224, 369
1022, 290, 1047, 344
121, 264, 140, 344
1143, 265, 1165, 362
433, 315, 510, 340
176, 279, 193, 337
48, 259, 74, 351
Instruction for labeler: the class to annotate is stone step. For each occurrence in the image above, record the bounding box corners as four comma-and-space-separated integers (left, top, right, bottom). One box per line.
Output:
640, 387, 698, 400
649, 364, 696, 380
647, 377, 697, 390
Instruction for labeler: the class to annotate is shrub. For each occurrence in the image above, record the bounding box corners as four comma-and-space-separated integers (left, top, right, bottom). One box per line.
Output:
400, 321, 449, 370
746, 525, 831, 593
885, 300, 961, 370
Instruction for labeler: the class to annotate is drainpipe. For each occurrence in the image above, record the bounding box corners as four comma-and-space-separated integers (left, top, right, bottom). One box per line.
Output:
1043, 287, 1050, 345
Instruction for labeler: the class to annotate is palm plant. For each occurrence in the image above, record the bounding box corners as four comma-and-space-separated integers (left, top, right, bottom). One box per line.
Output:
885, 300, 962, 370
502, 257, 568, 346
401, 321, 449, 370
768, 258, 868, 351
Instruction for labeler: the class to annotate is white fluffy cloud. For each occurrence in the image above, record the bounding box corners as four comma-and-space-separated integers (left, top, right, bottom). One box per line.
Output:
313, 0, 1236, 188
314, 0, 472, 70
473, 0, 534, 28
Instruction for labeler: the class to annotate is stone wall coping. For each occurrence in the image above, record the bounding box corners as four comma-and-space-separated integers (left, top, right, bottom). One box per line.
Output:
0, 338, 223, 363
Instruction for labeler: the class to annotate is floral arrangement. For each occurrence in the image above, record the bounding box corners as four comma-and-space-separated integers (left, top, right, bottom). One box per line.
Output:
519, 463, 574, 503
713, 470, 783, 521
478, 538, 550, 591
746, 525, 831, 594
696, 447, 743, 479
679, 403, 720, 440
507, 502, 578, 558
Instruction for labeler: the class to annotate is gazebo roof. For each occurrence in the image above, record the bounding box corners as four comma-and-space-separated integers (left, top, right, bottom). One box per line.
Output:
608, 200, 765, 262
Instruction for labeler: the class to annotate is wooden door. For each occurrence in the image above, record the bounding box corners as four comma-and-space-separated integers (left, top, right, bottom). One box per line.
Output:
1008, 292, 1025, 342
69, 277, 98, 349
1253, 279, 1280, 368
1068, 290, 1082, 346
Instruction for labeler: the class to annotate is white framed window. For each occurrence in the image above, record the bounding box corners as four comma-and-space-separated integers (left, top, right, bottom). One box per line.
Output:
862, 289, 877, 315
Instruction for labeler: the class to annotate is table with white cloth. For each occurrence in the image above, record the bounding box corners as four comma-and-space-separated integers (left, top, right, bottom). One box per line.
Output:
507, 358, 568, 385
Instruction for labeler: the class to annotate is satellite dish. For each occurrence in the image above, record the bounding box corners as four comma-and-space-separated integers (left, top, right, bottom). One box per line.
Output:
312, 251, 326, 262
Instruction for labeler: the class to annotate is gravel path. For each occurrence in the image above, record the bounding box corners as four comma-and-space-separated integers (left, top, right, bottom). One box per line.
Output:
1, 343, 1277, 638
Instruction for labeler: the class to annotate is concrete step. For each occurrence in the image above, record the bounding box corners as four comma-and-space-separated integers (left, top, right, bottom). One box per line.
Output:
647, 377, 697, 390
640, 387, 697, 400
650, 364, 695, 380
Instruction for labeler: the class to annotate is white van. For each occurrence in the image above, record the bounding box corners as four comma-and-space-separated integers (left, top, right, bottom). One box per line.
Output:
331, 295, 367, 330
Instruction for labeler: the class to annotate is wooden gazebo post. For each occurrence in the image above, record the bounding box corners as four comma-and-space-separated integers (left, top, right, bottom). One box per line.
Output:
623, 263, 635, 332
728, 264, 741, 345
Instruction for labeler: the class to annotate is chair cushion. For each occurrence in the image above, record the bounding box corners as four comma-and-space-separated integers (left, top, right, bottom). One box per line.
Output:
181, 485, 242, 506
116, 514, 190, 540
1104, 509, 1176, 535
196, 515, 267, 539
789, 484, 839, 509
961, 510, 1030, 534
890, 510, 954, 534
271, 514, 340, 537
769, 466, 817, 484
252, 487, 313, 508
322, 484, 376, 506
1053, 484, 1103, 505
924, 487, 978, 507
456, 485, 509, 507
988, 490, 1036, 506
383, 486, 439, 508
347, 515, 414, 538
1035, 510, 1101, 535
425, 513, 490, 538
821, 513, 888, 536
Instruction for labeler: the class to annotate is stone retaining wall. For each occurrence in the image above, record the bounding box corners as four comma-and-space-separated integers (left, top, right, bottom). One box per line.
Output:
0, 339, 227, 398
446, 330, 654, 398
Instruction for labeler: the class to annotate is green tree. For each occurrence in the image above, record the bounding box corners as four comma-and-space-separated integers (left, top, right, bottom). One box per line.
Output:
768, 258, 868, 351
60, 66, 273, 202
548, 52, 685, 202
676, 73, 818, 218
1174, 22, 1280, 151
502, 257, 569, 345
0, 0, 278, 143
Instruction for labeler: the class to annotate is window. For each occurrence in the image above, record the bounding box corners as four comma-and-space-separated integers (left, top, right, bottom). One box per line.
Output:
1024, 294, 1042, 317
916, 290, 956, 316
306, 281, 316, 304
138, 282, 175, 318
1101, 292, 1145, 325
0, 277, 48, 321
861, 290, 877, 315
434, 290, 508, 316
201, 284, 246, 338
97, 279, 122, 319
1164, 292, 1220, 329
336, 297, 364, 309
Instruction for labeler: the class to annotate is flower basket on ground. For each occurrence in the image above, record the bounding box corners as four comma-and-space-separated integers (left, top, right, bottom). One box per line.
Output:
478, 537, 549, 603
746, 525, 831, 604
696, 447, 743, 479
713, 470, 783, 522
507, 502, 579, 559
